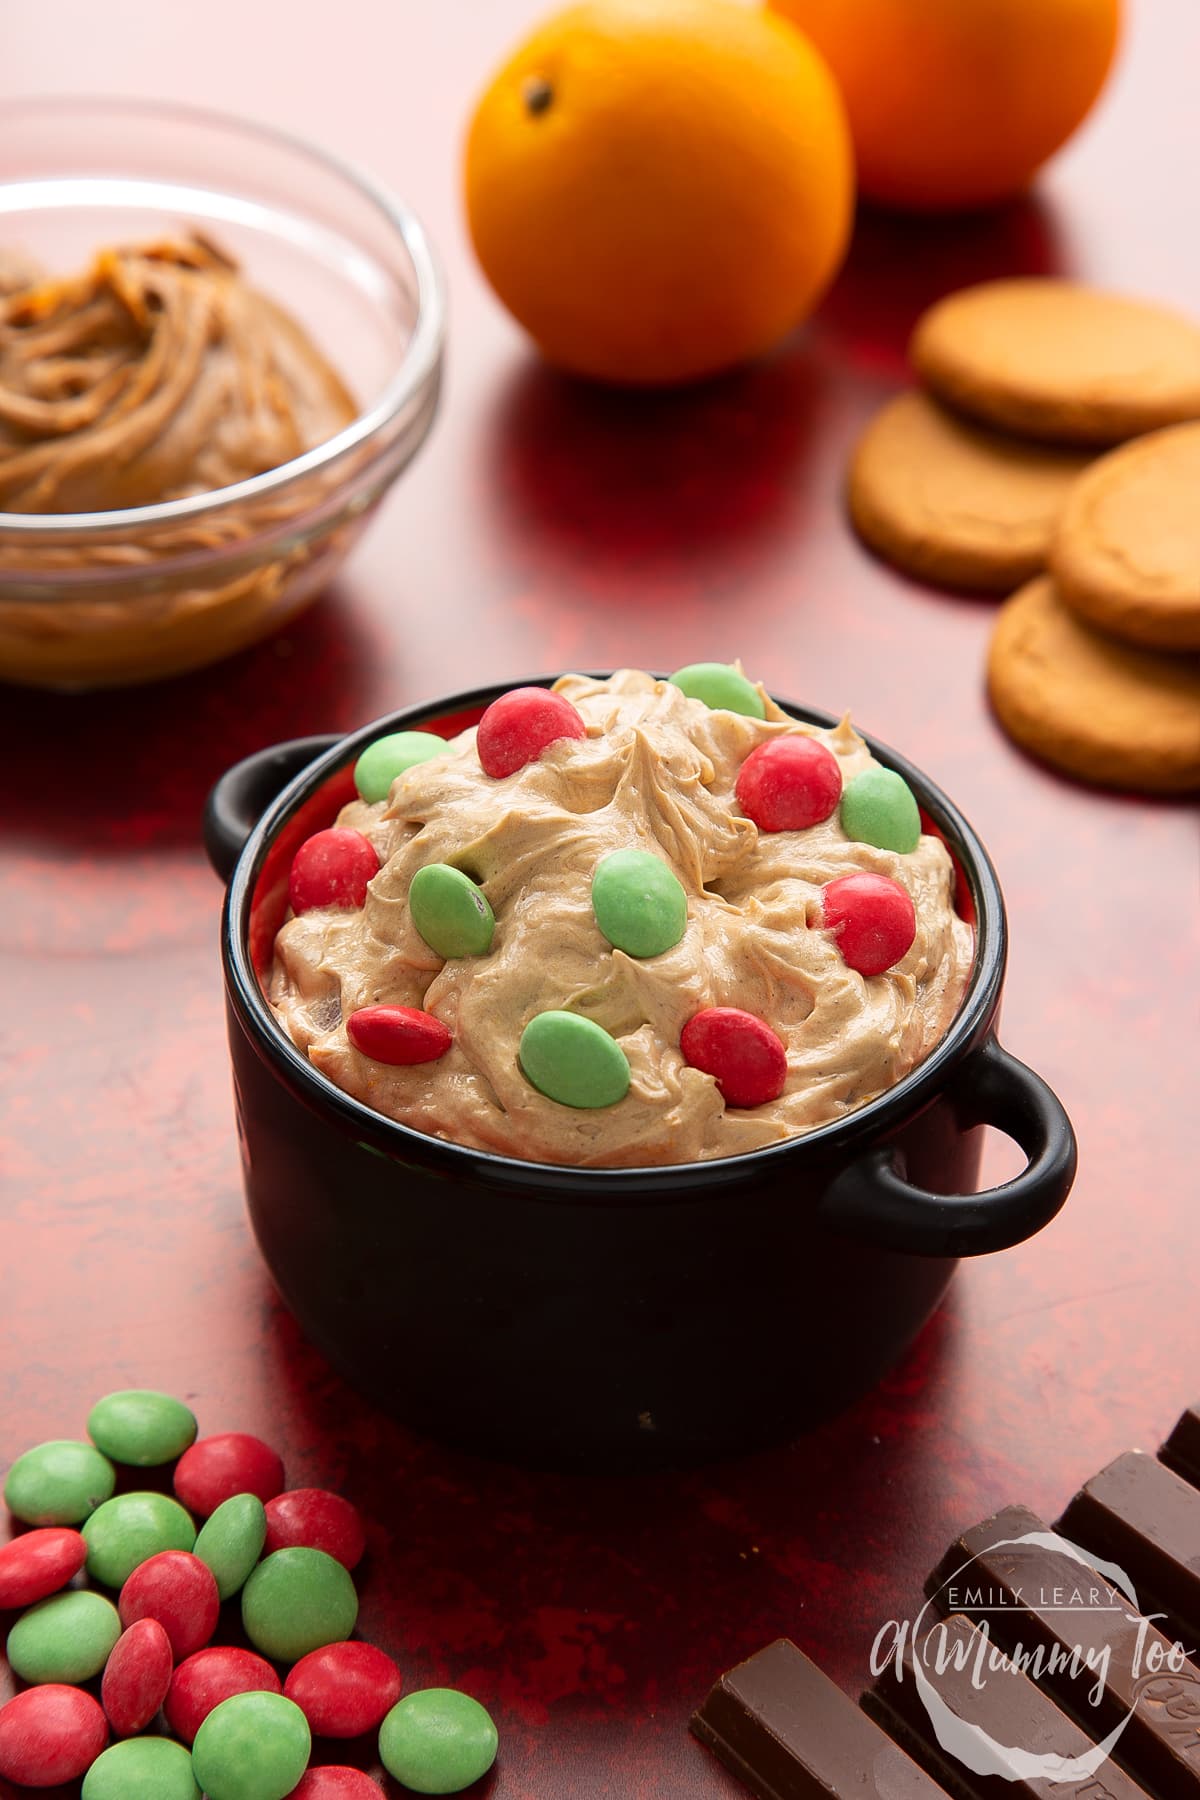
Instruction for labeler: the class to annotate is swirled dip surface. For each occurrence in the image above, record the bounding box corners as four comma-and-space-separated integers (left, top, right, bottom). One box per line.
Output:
0, 237, 354, 512
269, 671, 974, 1167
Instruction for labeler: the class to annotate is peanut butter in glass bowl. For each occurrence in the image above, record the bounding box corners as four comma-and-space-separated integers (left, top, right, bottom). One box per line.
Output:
0, 98, 444, 689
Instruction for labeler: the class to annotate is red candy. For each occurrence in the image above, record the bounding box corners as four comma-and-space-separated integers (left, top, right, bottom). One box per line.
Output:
821, 872, 916, 977
0, 1526, 86, 1609
119, 1550, 220, 1662
735, 735, 842, 833
0, 1685, 108, 1787
174, 1432, 285, 1517
476, 687, 587, 779
287, 1770, 383, 1800
284, 1640, 402, 1738
165, 1646, 282, 1746
264, 1488, 366, 1572
289, 829, 380, 916
680, 1007, 788, 1109
102, 1618, 174, 1737
346, 1006, 452, 1067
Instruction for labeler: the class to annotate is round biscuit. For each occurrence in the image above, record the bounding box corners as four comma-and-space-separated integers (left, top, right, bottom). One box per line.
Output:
914, 280, 1200, 447
1051, 422, 1200, 651
987, 577, 1200, 792
849, 390, 1091, 593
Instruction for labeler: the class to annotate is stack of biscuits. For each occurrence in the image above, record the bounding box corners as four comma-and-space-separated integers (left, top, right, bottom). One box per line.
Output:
849, 279, 1200, 793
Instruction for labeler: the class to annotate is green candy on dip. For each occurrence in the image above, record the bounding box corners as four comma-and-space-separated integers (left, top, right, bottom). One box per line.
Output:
379, 1689, 499, 1795
519, 1011, 631, 1109
840, 766, 921, 854
409, 864, 495, 959
592, 849, 687, 958
669, 661, 766, 719
354, 731, 448, 804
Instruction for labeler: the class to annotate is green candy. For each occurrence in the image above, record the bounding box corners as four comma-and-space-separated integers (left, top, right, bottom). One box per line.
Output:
592, 849, 687, 958
194, 1492, 267, 1600
379, 1689, 499, 1795
7, 1589, 121, 1683
840, 766, 921, 854
82, 1737, 200, 1800
81, 1491, 196, 1588
192, 1691, 311, 1800
87, 1389, 198, 1467
355, 730, 448, 804
3, 1438, 116, 1525
241, 1547, 358, 1662
409, 863, 495, 959
669, 662, 766, 719
519, 1011, 631, 1110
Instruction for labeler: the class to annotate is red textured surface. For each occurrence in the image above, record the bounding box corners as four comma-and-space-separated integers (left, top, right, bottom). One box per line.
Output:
3, 6, 1199, 1799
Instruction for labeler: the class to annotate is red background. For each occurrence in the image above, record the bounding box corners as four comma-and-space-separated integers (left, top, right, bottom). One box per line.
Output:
2, 4, 1198, 1796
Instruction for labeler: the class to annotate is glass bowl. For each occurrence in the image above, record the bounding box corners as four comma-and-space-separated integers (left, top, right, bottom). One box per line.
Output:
0, 96, 445, 689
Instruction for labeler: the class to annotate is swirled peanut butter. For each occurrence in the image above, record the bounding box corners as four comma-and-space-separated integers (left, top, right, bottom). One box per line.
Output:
269, 670, 974, 1167
0, 237, 355, 512
0, 237, 358, 686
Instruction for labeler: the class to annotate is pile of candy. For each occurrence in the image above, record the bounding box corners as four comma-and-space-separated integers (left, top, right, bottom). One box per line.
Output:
0, 1391, 497, 1796
284, 662, 925, 1114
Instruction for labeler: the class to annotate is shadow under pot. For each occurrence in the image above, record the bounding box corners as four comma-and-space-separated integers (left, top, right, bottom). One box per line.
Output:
206, 677, 1077, 1473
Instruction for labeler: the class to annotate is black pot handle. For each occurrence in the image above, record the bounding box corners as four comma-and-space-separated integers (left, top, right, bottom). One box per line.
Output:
203, 735, 341, 882
819, 1037, 1077, 1258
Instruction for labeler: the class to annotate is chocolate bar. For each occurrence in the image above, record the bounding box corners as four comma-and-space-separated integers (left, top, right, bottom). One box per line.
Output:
691, 1637, 952, 1800
1162, 1405, 1200, 1490
1058, 1449, 1200, 1655
865, 1611, 1152, 1800
928, 1504, 1200, 1798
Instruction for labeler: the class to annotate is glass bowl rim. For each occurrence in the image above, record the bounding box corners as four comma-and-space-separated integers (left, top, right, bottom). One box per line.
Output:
0, 93, 446, 540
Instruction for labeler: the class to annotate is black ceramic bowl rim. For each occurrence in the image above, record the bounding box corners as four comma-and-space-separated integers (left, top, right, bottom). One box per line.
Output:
221, 674, 1006, 1202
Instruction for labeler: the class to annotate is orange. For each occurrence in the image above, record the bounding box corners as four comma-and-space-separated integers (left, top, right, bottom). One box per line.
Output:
766, 0, 1121, 211
464, 0, 853, 385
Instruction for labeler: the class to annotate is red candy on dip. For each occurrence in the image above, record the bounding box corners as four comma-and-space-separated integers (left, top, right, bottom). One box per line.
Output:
265, 1488, 366, 1571
681, 1007, 788, 1108
0, 1685, 108, 1787
0, 1527, 86, 1609
735, 735, 842, 832
289, 829, 380, 915
119, 1550, 220, 1662
165, 1645, 283, 1745
174, 1432, 285, 1517
284, 1640, 402, 1738
476, 686, 586, 778
102, 1618, 174, 1737
821, 873, 916, 977
346, 1006, 452, 1067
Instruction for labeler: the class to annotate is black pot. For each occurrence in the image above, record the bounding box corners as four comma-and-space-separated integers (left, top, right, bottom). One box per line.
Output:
206, 677, 1077, 1472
